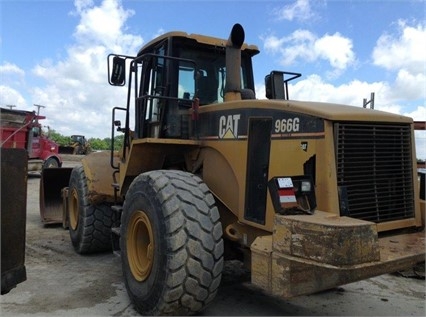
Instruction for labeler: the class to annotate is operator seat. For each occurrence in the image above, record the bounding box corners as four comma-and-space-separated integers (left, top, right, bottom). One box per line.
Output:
198, 75, 217, 105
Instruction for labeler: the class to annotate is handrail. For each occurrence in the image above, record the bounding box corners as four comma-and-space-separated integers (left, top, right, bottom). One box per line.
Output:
110, 107, 127, 170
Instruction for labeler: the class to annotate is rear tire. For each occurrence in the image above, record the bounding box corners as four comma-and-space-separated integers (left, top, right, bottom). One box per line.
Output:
120, 170, 224, 315
68, 166, 113, 254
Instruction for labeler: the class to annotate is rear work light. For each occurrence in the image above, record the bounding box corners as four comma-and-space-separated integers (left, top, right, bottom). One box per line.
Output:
268, 175, 316, 215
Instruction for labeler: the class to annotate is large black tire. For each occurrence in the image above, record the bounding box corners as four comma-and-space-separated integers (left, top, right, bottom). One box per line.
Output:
43, 157, 59, 169
68, 166, 113, 254
120, 170, 224, 315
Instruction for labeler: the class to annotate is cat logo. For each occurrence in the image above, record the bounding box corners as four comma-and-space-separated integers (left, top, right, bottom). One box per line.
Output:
219, 114, 241, 139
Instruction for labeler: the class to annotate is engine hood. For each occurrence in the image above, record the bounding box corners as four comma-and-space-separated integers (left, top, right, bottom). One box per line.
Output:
200, 99, 413, 124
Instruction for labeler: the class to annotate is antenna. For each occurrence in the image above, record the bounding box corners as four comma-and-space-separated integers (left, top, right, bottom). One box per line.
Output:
6, 105, 16, 110
34, 104, 45, 115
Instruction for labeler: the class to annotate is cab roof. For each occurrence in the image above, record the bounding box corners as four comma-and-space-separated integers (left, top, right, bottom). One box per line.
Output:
137, 31, 260, 57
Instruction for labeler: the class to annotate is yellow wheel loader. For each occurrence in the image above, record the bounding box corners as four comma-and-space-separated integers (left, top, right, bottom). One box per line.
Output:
59, 135, 90, 155
40, 24, 425, 315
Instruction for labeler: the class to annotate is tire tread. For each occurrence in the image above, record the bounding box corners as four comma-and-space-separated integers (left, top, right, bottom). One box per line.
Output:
125, 170, 223, 315
69, 166, 113, 254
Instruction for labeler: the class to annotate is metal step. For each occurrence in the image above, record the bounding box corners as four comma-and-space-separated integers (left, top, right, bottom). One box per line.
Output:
111, 226, 121, 257
111, 205, 123, 226
111, 183, 120, 189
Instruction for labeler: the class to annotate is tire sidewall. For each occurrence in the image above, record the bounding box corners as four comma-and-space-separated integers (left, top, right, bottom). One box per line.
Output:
43, 157, 58, 169
120, 177, 167, 312
68, 166, 88, 251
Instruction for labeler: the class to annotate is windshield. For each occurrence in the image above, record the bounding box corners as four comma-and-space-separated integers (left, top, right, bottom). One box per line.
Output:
178, 47, 252, 105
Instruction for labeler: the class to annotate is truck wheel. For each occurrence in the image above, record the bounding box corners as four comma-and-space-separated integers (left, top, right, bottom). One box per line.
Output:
43, 157, 59, 169
68, 166, 113, 254
120, 170, 224, 315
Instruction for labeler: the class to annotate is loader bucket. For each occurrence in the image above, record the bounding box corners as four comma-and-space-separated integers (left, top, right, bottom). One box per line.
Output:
59, 146, 76, 155
40, 167, 73, 225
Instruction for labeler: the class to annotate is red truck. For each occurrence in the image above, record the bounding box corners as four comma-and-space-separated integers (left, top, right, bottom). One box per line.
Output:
0, 107, 62, 172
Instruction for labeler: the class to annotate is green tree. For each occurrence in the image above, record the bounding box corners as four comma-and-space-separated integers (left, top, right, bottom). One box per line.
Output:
88, 138, 109, 150
47, 129, 124, 151
113, 134, 124, 150
48, 129, 69, 146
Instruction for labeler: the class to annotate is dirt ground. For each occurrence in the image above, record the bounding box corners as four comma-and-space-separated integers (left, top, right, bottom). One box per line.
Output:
1, 157, 425, 316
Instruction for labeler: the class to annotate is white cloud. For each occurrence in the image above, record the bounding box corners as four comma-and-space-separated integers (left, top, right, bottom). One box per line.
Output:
0, 63, 27, 107
370, 20, 426, 118
0, 62, 26, 88
290, 74, 389, 107
414, 130, 426, 160
392, 69, 426, 101
73, 0, 94, 13
0, 85, 27, 108
314, 34, 355, 70
274, 0, 315, 22
153, 28, 166, 39
372, 20, 426, 75
404, 106, 426, 121
411, 109, 426, 159
27, 0, 143, 138
256, 72, 425, 122
0, 62, 25, 76
73, 0, 136, 48
259, 19, 424, 121
255, 83, 266, 100
262, 30, 355, 77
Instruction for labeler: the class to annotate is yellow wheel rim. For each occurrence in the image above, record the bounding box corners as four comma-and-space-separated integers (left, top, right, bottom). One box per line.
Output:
69, 188, 79, 230
127, 210, 155, 282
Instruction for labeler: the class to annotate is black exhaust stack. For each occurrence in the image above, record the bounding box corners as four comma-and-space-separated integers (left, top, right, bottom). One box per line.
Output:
225, 23, 245, 102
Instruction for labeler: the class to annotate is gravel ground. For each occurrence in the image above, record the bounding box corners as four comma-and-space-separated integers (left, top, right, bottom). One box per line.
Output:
1, 157, 425, 316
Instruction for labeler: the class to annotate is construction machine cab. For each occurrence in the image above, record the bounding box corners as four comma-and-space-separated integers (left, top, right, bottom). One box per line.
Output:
109, 28, 259, 142
70, 135, 85, 145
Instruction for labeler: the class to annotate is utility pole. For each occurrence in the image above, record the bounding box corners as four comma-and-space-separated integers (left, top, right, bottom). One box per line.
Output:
363, 92, 375, 109
6, 105, 16, 110
33, 104, 45, 115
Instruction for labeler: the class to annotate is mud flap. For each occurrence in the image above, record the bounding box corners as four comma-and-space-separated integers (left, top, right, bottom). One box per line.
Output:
40, 167, 73, 225
1, 148, 27, 294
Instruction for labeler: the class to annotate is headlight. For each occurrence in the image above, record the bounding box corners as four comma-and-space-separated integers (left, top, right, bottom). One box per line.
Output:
301, 180, 311, 192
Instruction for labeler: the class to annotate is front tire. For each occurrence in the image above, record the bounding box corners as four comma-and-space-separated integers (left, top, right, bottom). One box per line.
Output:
43, 157, 59, 169
121, 170, 224, 315
68, 166, 113, 254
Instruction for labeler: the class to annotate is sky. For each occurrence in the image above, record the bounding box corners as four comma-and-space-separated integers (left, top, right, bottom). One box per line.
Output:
1, 0, 425, 158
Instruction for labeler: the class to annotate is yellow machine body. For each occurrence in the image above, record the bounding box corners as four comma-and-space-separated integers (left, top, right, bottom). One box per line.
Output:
40, 24, 425, 304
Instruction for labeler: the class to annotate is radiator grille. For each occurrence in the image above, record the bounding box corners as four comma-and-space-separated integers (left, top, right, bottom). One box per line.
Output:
335, 123, 414, 223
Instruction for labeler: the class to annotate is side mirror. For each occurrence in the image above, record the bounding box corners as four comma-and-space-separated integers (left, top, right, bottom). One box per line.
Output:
265, 71, 301, 100
110, 56, 126, 86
